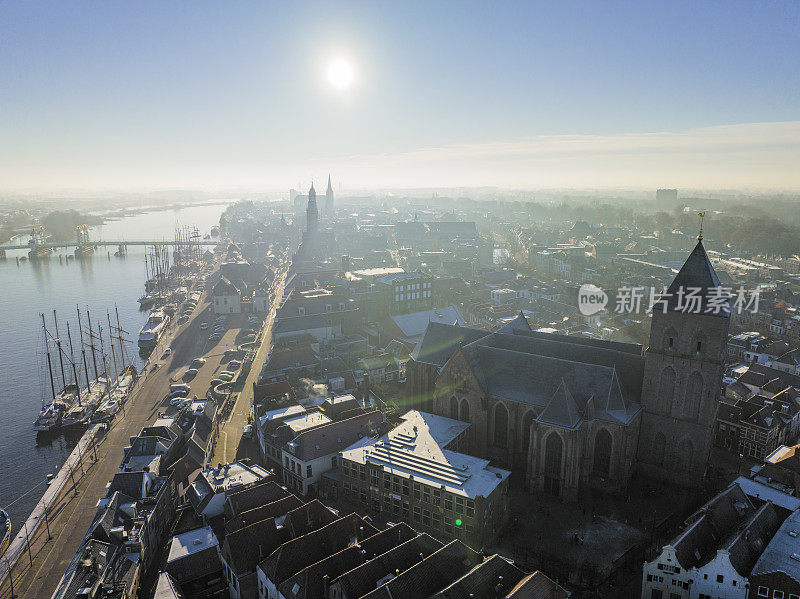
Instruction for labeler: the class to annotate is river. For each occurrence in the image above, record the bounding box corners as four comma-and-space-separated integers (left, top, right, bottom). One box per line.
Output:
0, 202, 229, 536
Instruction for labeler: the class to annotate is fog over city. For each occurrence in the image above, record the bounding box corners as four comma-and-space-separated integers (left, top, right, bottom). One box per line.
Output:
1, 3, 799, 599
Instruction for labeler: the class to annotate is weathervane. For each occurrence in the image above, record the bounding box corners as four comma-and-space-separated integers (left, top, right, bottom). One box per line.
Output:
698, 211, 705, 242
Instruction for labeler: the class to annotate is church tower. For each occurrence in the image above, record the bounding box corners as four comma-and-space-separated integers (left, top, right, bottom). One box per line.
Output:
306, 183, 318, 233
635, 238, 730, 487
325, 174, 334, 217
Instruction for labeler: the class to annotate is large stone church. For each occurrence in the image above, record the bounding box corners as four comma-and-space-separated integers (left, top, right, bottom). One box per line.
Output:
408, 240, 730, 500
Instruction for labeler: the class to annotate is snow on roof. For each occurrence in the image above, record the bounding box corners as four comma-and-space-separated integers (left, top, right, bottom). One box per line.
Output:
283, 411, 332, 433
732, 476, 800, 512
390, 306, 466, 339
340, 410, 510, 499
167, 526, 218, 563
258, 404, 307, 428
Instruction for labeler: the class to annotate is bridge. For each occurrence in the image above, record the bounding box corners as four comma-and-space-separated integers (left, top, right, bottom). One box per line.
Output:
1, 239, 221, 251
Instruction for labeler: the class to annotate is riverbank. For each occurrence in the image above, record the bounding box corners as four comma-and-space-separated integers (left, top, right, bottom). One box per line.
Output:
0, 253, 224, 599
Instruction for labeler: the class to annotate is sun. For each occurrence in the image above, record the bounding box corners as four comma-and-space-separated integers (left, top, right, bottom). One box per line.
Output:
327, 58, 355, 90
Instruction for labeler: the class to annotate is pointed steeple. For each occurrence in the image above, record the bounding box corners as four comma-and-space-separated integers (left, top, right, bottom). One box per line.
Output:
656, 239, 729, 317
327, 174, 333, 192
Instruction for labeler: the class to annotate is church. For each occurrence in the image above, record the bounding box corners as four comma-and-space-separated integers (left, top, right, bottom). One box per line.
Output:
291, 178, 335, 271
409, 240, 730, 500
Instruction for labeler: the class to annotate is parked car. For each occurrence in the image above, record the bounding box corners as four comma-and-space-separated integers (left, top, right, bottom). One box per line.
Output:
219, 373, 234, 382
164, 347, 172, 356
185, 368, 199, 377
227, 360, 242, 369
191, 358, 206, 368
242, 424, 254, 439
169, 382, 191, 392
199, 322, 209, 330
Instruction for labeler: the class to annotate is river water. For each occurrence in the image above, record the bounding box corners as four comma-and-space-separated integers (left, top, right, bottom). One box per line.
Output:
0, 202, 228, 536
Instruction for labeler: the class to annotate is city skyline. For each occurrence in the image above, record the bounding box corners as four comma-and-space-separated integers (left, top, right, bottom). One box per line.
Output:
1, 1, 798, 192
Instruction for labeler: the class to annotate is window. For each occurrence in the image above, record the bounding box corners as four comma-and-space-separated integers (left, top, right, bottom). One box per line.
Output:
423, 487, 431, 504
717, 575, 724, 583
413, 506, 421, 522
774, 592, 784, 599
298, 306, 305, 315
306, 465, 312, 478
758, 589, 769, 598
331, 456, 337, 468
697, 340, 702, 352
650, 591, 662, 599
444, 495, 453, 511
423, 510, 431, 526
699, 595, 711, 599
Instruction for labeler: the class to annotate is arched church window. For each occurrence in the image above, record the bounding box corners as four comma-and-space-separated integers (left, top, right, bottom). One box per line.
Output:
459, 399, 470, 423
494, 403, 509, 447
593, 428, 613, 477
658, 367, 676, 414
684, 372, 704, 420
544, 432, 563, 495
450, 396, 459, 420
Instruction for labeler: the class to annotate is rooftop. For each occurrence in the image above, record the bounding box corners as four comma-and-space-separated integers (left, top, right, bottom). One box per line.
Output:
283, 411, 333, 434
341, 411, 510, 498
167, 526, 217, 563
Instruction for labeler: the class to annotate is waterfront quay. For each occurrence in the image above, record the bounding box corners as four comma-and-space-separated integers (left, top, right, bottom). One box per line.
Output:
0, 255, 285, 599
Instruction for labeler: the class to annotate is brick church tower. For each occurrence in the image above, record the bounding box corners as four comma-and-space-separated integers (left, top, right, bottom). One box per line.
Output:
636, 238, 730, 487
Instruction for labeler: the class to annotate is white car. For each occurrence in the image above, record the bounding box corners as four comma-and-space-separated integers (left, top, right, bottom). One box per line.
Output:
242, 424, 254, 439
164, 347, 172, 356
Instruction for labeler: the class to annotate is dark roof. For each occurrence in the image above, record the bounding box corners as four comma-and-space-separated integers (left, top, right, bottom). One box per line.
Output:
504, 571, 570, 598
658, 240, 730, 317
277, 523, 417, 599
671, 483, 760, 571
260, 514, 378, 587
330, 533, 443, 599
225, 494, 304, 535
360, 540, 481, 599
108, 471, 146, 499
224, 480, 290, 520
282, 499, 340, 538
290, 410, 385, 461
410, 321, 489, 366
433, 554, 526, 598
460, 331, 643, 426
222, 517, 286, 576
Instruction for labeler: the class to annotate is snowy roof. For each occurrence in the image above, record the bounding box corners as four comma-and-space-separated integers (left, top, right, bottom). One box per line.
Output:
167, 526, 218, 563
390, 306, 466, 339
732, 476, 800, 512
258, 404, 307, 429
340, 410, 510, 499
283, 411, 332, 433
751, 508, 800, 579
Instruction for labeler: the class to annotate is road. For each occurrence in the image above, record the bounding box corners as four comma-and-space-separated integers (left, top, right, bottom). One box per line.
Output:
0, 268, 219, 599
210, 268, 286, 465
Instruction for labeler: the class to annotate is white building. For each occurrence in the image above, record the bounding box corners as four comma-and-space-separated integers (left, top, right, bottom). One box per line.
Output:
641, 483, 783, 599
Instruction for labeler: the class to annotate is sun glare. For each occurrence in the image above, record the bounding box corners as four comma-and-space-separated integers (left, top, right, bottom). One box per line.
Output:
327, 58, 355, 90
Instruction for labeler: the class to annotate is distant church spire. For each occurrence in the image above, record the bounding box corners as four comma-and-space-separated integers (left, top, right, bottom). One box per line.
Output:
306, 182, 318, 233
325, 173, 334, 216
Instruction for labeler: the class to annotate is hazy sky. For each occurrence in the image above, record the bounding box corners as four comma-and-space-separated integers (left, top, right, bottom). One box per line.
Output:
1, 1, 798, 192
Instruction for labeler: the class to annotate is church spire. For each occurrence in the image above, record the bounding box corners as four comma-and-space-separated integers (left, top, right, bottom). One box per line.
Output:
327, 174, 332, 191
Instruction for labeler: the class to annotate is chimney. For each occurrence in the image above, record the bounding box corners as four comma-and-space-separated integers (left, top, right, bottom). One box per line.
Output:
323, 574, 330, 596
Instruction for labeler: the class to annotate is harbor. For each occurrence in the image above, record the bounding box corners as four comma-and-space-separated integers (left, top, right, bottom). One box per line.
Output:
0, 228, 229, 598
0, 204, 227, 557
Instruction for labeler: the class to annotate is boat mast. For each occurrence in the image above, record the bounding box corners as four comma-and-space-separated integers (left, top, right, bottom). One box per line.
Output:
76, 307, 92, 393
53, 310, 67, 390
114, 305, 127, 367
66, 322, 83, 406
86, 309, 99, 380
41, 313, 56, 402
107, 311, 119, 386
